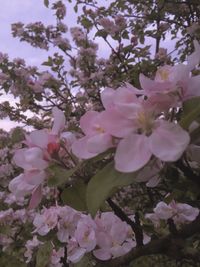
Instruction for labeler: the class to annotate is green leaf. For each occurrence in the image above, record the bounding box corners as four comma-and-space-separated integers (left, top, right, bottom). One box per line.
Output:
42, 57, 53, 66
11, 127, 25, 144
95, 29, 108, 39
47, 164, 78, 187
180, 97, 200, 129
0, 225, 11, 235
44, 0, 49, 7
86, 162, 138, 216
81, 17, 93, 29
183, 96, 200, 114
0, 254, 26, 267
61, 180, 87, 211
36, 241, 52, 267
74, 254, 94, 267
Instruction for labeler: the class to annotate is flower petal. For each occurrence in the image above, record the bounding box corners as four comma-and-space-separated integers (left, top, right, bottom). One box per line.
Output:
149, 121, 190, 162
28, 185, 43, 209
87, 133, 113, 154
93, 248, 111, 261
72, 136, 98, 159
115, 134, 152, 172
100, 110, 134, 138
26, 129, 49, 148
51, 107, 66, 135
101, 87, 115, 109
80, 111, 99, 135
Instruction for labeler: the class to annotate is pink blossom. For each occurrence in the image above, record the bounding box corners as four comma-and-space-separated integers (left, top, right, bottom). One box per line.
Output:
24, 236, 43, 263
74, 215, 97, 252
50, 248, 64, 267
140, 41, 200, 104
101, 103, 189, 172
33, 207, 59, 236
146, 200, 199, 226
9, 174, 36, 197
93, 212, 135, 261
72, 111, 113, 159
57, 206, 81, 243
67, 237, 86, 263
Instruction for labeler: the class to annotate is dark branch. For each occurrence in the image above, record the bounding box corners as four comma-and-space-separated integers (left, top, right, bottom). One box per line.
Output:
107, 198, 143, 247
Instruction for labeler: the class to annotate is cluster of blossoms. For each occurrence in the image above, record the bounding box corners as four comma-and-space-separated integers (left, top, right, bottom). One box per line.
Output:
146, 200, 199, 227
98, 15, 127, 36
30, 204, 150, 264
8, 107, 75, 208
0, 207, 35, 251
1, 0, 200, 264
72, 41, 200, 173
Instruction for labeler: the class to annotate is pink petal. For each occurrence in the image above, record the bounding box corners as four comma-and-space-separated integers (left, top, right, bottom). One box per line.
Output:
24, 170, 46, 185
96, 232, 112, 248
110, 245, 127, 258
87, 133, 113, 154
80, 111, 99, 135
146, 175, 160, 188
28, 185, 43, 209
51, 107, 66, 135
101, 87, 115, 109
93, 248, 111, 261
187, 40, 200, 71
113, 86, 141, 119
149, 121, 190, 162
9, 174, 35, 197
72, 136, 98, 159
14, 148, 48, 171
139, 73, 157, 93
68, 247, 86, 263
139, 73, 171, 95
100, 110, 134, 138
115, 134, 152, 172
26, 129, 50, 148
123, 82, 144, 95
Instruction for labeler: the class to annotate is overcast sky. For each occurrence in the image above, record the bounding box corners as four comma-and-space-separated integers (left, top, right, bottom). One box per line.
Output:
0, 0, 76, 130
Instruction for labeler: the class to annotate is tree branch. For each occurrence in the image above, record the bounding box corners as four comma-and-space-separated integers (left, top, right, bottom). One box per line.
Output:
107, 198, 143, 247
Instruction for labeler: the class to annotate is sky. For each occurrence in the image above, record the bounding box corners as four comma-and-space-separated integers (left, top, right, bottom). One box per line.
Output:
0, 0, 75, 130
0, 0, 175, 131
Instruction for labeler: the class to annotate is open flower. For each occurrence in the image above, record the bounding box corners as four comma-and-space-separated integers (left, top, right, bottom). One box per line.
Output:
72, 111, 114, 159
100, 93, 190, 172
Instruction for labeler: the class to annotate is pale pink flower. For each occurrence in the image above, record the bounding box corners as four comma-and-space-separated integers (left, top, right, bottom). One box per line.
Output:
140, 41, 200, 103
146, 200, 199, 226
24, 236, 43, 263
153, 201, 174, 220
101, 104, 189, 172
67, 237, 86, 263
169, 201, 199, 224
93, 212, 135, 261
60, 131, 77, 151
13, 147, 48, 173
72, 111, 113, 159
33, 207, 59, 236
74, 215, 97, 252
50, 248, 64, 267
9, 174, 36, 197
57, 206, 81, 243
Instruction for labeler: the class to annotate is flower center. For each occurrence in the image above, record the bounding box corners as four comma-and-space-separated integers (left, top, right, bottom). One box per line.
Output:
137, 111, 154, 135
94, 124, 105, 134
157, 69, 170, 81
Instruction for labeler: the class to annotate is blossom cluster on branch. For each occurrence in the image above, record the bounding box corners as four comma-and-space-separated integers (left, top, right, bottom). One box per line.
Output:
1, 1, 200, 267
